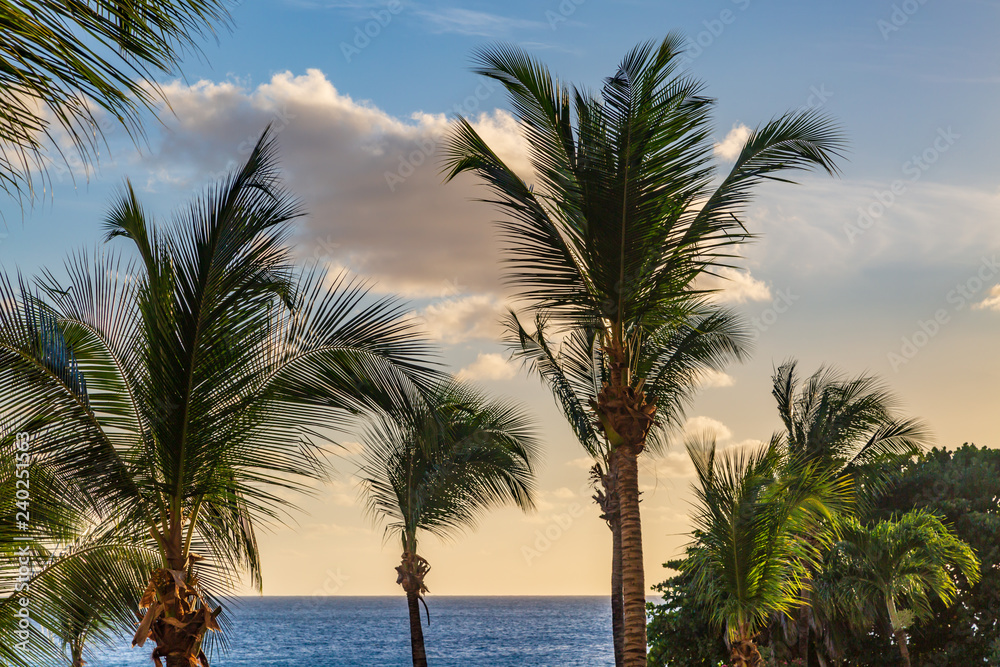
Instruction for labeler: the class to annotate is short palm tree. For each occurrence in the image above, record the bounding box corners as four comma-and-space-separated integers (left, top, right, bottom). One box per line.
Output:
444, 35, 846, 665
2, 0, 233, 201
504, 302, 748, 666
358, 380, 538, 667
0, 129, 437, 666
770, 360, 930, 662
684, 434, 853, 667
826, 511, 980, 667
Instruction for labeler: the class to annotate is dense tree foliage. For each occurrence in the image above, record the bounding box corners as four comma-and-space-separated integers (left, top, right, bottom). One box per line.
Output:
648, 444, 999, 666
646, 558, 727, 667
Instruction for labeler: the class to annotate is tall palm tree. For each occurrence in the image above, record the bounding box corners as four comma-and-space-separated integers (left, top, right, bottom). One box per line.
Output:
358, 380, 538, 667
444, 36, 846, 664
504, 302, 749, 666
770, 360, 930, 662
684, 434, 853, 667
0, 129, 438, 666
2, 0, 234, 201
826, 511, 980, 667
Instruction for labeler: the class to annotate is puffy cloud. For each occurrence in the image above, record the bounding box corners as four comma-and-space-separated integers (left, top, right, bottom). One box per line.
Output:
714, 123, 751, 162
698, 267, 772, 304
681, 415, 733, 443
697, 368, 736, 388
143, 69, 531, 298
974, 285, 1000, 311
456, 352, 517, 381
415, 294, 505, 344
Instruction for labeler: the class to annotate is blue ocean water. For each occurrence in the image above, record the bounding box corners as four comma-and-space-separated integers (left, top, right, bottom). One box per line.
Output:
89, 597, 616, 666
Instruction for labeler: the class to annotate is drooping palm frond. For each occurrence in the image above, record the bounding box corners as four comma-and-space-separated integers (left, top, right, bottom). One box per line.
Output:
771, 360, 930, 495
1, 0, 234, 201
0, 127, 441, 662
684, 432, 854, 642
445, 36, 846, 345
504, 300, 750, 458
358, 380, 538, 550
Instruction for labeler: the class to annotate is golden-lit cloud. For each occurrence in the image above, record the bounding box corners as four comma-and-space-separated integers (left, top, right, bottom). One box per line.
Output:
456, 352, 517, 381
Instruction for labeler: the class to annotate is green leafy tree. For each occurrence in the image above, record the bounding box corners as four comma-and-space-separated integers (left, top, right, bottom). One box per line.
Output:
0, 129, 437, 666
358, 380, 538, 667
826, 511, 980, 667
769, 360, 930, 663
684, 434, 853, 667
646, 558, 727, 667
444, 36, 845, 666
2, 0, 234, 201
862, 445, 1000, 665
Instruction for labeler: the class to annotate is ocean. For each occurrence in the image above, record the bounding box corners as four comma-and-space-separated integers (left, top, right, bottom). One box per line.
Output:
90, 596, 617, 666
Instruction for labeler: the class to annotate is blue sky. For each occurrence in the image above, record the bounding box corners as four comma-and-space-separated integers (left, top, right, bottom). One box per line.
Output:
2, 0, 999, 595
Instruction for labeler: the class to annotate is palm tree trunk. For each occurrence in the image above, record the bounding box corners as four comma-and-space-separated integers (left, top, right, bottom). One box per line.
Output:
611, 518, 625, 667
796, 587, 811, 664
614, 447, 647, 667
406, 591, 429, 667
885, 597, 911, 667
729, 636, 764, 667
70, 641, 85, 667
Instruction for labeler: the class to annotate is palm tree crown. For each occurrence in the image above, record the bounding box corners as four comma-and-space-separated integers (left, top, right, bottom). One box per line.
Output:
2, 0, 234, 200
0, 128, 438, 665
444, 35, 846, 666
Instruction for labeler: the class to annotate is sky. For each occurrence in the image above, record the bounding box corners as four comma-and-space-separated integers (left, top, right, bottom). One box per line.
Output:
2, 0, 999, 596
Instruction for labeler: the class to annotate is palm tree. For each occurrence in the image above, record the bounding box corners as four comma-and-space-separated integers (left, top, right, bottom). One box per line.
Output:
358, 380, 538, 667
0, 128, 438, 666
684, 434, 853, 667
2, 0, 233, 201
444, 35, 846, 665
770, 360, 930, 662
504, 302, 749, 666
826, 511, 980, 667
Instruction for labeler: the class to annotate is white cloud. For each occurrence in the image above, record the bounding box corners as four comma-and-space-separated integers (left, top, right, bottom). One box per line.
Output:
566, 456, 596, 470
698, 267, 772, 304
714, 123, 751, 162
339, 440, 365, 455
681, 415, 733, 443
143, 69, 531, 298
697, 369, 736, 388
416, 8, 544, 36
415, 294, 505, 344
974, 285, 1000, 311
456, 352, 517, 381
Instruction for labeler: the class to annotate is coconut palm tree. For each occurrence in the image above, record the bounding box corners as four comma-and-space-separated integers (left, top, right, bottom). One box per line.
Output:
503, 302, 749, 666
358, 380, 538, 667
770, 360, 930, 662
2, 0, 234, 201
444, 35, 846, 664
1, 421, 160, 666
0, 128, 438, 666
826, 511, 980, 667
684, 434, 854, 667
